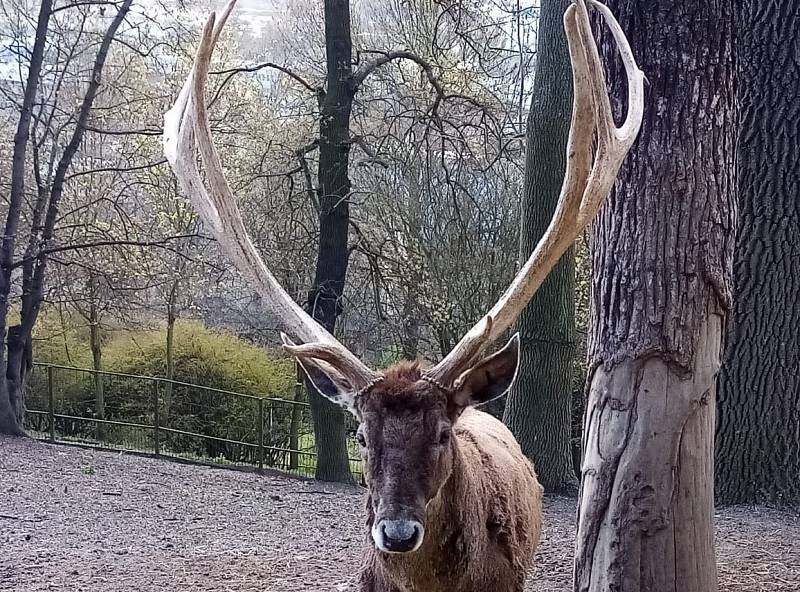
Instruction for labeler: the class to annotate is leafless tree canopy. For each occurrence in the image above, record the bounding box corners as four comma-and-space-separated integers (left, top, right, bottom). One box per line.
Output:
0, 0, 541, 367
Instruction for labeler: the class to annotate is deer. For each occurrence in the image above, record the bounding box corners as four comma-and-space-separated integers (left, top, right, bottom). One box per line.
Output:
163, 0, 643, 590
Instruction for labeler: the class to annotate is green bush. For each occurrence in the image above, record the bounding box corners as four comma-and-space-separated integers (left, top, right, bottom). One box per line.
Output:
30, 316, 300, 465
25, 310, 96, 432
102, 320, 294, 397
31, 308, 94, 368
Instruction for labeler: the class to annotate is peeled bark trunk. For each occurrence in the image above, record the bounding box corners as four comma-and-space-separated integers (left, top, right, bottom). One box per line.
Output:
579, 317, 722, 591
715, 0, 800, 507
503, 0, 577, 494
306, 0, 357, 483
575, 2, 736, 590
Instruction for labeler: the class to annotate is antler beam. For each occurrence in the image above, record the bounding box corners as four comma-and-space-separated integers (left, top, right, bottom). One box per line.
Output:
162, 0, 378, 389
163, 0, 642, 391
425, 0, 644, 385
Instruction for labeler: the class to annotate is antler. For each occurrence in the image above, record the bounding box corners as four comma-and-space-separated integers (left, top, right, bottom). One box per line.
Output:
162, 0, 378, 389
425, 0, 644, 385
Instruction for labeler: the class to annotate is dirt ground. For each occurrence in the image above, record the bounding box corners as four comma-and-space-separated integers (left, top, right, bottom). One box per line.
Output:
1, 436, 798, 592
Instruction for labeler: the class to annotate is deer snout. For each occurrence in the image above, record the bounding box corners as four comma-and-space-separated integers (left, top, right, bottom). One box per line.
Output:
372, 519, 425, 554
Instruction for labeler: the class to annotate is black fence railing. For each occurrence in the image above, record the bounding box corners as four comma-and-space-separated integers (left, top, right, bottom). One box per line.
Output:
23, 363, 362, 480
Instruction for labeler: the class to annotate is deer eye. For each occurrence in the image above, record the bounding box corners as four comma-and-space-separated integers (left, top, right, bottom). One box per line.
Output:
357, 431, 367, 447
438, 429, 451, 446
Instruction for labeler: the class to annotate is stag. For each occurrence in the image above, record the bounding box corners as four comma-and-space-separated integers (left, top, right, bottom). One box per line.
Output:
163, 0, 643, 590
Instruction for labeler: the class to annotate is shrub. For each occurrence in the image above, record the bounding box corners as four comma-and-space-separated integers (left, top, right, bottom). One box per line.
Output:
31, 308, 94, 368
30, 316, 299, 466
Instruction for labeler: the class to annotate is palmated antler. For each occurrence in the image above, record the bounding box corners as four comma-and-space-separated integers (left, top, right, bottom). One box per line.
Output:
162, 0, 378, 390
425, 0, 644, 386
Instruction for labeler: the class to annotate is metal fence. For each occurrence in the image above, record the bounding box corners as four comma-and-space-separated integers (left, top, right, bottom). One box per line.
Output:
23, 363, 362, 480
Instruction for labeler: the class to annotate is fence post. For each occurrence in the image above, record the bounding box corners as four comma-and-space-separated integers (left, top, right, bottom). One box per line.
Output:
258, 398, 264, 471
153, 381, 160, 456
47, 366, 55, 443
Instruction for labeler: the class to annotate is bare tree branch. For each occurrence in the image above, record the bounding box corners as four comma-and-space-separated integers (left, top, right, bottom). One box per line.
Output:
11, 234, 213, 270
352, 50, 444, 101
51, 1, 119, 14
294, 140, 320, 214
83, 125, 163, 136
209, 62, 321, 109
66, 158, 167, 181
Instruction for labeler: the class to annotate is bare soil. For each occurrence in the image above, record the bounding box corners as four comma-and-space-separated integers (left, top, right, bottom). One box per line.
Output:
1, 436, 798, 591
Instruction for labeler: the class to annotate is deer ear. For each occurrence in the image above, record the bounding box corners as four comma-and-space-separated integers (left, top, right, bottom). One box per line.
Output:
294, 358, 360, 416
451, 334, 520, 408
281, 333, 361, 417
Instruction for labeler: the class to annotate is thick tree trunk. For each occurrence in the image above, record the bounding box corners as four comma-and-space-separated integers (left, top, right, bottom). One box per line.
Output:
715, 0, 800, 507
0, 0, 53, 436
503, 0, 577, 494
575, 2, 736, 591
4, 326, 31, 434
0, 381, 16, 435
306, 0, 356, 483
578, 316, 722, 591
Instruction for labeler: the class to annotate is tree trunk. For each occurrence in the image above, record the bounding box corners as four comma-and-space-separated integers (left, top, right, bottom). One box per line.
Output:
88, 279, 104, 439
289, 363, 304, 471
164, 280, 178, 415
715, 0, 800, 507
305, 0, 357, 483
503, 0, 577, 494
0, 0, 52, 436
575, 2, 736, 591
4, 326, 31, 434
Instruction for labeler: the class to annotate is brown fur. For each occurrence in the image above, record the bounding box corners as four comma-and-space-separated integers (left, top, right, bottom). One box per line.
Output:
355, 363, 543, 592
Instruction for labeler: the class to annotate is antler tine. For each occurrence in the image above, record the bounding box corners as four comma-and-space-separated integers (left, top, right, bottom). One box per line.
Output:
163, 0, 378, 387
426, 0, 644, 385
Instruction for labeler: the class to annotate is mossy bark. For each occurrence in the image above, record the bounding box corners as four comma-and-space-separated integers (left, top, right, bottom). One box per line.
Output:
503, 0, 577, 494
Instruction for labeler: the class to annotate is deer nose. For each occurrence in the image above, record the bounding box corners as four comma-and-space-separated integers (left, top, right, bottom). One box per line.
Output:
374, 519, 424, 553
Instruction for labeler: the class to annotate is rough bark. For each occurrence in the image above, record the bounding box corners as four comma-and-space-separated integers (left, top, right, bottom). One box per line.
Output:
0, 0, 53, 436
306, 0, 357, 483
503, 0, 577, 494
716, 0, 800, 507
575, 2, 737, 591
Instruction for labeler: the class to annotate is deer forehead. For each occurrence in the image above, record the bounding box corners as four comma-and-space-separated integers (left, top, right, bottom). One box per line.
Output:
358, 367, 448, 416
359, 389, 448, 422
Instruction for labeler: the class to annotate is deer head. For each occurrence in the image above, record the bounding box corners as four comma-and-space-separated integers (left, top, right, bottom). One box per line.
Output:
164, 0, 643, 555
